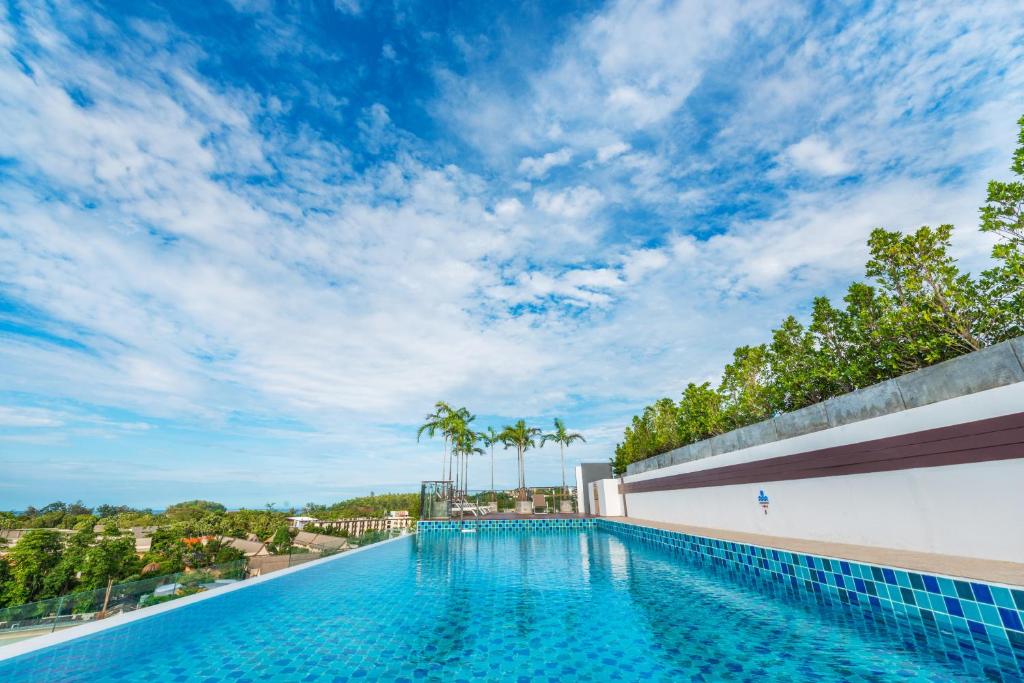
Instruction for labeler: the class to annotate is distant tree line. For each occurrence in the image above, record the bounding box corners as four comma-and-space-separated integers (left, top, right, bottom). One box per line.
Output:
303, 493, 421, 520
0, 494, 415, 609
613, 115, 1024, 475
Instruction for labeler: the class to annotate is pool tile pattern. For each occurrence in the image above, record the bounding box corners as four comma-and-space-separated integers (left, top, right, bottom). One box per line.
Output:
598, 518, 1024, 679
417, 518, 596, 531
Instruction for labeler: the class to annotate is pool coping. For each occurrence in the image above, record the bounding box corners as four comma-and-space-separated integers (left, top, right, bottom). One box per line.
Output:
0, 532, 413, 663
611, 517, 1024, 587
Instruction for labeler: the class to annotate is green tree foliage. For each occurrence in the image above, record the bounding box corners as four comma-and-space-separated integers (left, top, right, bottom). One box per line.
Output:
305, 493, 420, 520
677, 382, 727, 444
78, 536, 141, 590
0, 557, 11, 608
499, 419, 543, 500
14, 501, 93, 530
719, 344, 775, 429
3, 529, 65, 604
613, 115, 1024, 475
218, 509, 289, 538
267, 526, 294, 555
541, 418, 587, 491
164, 500, 227, 522
979, 114, 1024, 340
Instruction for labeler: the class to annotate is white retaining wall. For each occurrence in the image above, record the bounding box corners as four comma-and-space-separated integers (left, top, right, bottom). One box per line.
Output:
608, 381, 1024, 563
584, 477, 625, 517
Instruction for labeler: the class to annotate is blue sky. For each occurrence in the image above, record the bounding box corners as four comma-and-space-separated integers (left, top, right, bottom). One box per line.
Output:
1, 0, 1022, 509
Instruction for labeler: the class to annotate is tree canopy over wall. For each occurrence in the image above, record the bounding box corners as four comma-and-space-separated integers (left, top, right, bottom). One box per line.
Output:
613, 116, 1024, 475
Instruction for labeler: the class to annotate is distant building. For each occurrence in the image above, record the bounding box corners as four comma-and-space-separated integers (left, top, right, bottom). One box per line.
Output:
292, 531, 349, 553
217, 536, 268, 557
285, 516, 318, 530
286, 513, 412, 535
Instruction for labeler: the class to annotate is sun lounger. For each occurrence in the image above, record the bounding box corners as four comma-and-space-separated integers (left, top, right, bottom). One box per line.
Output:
451, 501, 486, 516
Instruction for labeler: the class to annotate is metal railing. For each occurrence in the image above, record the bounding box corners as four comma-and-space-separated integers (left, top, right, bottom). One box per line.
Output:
0, 530, 405, 645
420, 485, 578, 519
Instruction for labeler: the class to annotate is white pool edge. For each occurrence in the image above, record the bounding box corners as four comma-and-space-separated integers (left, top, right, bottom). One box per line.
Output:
0, 532, 413, 663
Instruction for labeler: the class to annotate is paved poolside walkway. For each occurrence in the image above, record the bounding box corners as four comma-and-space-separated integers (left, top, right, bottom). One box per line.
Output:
614, 517, 1024, 586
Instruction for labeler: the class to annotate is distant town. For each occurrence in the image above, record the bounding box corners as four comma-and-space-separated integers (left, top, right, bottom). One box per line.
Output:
0, 493, 419, 638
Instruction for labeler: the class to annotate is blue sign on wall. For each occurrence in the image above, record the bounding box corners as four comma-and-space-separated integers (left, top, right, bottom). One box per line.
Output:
758, 489, 769, 514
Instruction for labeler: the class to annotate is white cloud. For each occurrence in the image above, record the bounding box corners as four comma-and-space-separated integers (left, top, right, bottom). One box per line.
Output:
781, 135, 852, 176
517, 147, 573, 178
333, 0, 361, 15
595, 141, 630, 163
621, 248, 670, 282
0, 407, 64, 428
533, 185, 604, 219
493, 197, 524, 218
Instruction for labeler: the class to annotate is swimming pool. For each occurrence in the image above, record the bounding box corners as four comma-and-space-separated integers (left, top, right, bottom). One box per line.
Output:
1, 525, 1020, 681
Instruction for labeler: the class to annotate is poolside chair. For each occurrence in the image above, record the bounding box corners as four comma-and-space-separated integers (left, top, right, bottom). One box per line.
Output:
451, 501, 486, 517
532, 494, 548, 514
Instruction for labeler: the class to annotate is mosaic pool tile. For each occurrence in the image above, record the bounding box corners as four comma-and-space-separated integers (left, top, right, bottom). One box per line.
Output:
1, 523, 1021, 682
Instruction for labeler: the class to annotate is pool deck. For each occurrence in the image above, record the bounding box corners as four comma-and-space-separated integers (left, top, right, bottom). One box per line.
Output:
614, 517, 1024, 586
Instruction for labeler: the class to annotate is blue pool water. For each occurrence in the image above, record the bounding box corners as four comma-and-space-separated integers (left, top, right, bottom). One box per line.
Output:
1, 528, 1020, 682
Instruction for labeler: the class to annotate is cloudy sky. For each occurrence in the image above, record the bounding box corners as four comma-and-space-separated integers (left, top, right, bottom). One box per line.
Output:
1, 0, 1022, 509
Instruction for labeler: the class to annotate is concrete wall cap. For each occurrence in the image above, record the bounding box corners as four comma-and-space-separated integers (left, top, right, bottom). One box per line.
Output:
895, 341, 1024, 410
773, 402, 830, 439
823, 379, 906, 428
731, 419, 780, 450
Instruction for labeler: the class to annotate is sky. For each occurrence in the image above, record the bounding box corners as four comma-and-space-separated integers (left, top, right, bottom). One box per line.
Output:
1, 0, 1023, 509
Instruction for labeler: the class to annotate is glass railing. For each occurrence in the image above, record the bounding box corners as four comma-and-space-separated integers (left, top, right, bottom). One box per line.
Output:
0, 530, 407, 645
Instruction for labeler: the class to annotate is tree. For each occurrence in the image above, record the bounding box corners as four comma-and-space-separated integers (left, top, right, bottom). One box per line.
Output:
417, 401, 459, 482
268, 526, 293, 555
78, 536, 140, 590
3, 529, 64, 605
719, 344, 775, 428
0, 557, 11, 608
218, 509, 288, 539
499, 420, 542, 502
0, 511, 17, 531
165, 500, 227, 523
480, 426, 501, 501
448, 424, 483, 500
979, 114, 1024, 340
980, 114, 1024, 245
865, 225, 984, 362
677, 382, 727, 444
541, 418, 586, 493
210, 540, 246, 565
43, 526, 93, 598
766, 316, 838, 412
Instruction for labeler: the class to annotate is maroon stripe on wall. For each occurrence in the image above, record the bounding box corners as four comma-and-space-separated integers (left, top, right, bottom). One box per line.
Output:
620, 411, 1024, 494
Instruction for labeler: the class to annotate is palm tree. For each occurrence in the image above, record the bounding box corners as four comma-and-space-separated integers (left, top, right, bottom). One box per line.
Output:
439, 407, 475, 491
451, 426, 484, 503
480, 426, 500, 502
417, 401, 456, 483
417, 402, 476, 488
499, 420, 542, 504
541, 418, 587, 493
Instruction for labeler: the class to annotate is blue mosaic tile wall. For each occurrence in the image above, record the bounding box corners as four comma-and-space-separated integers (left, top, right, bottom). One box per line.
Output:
414, 517, 1024, 675
416, 518, 597, 532
597, 519, 1024, 676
